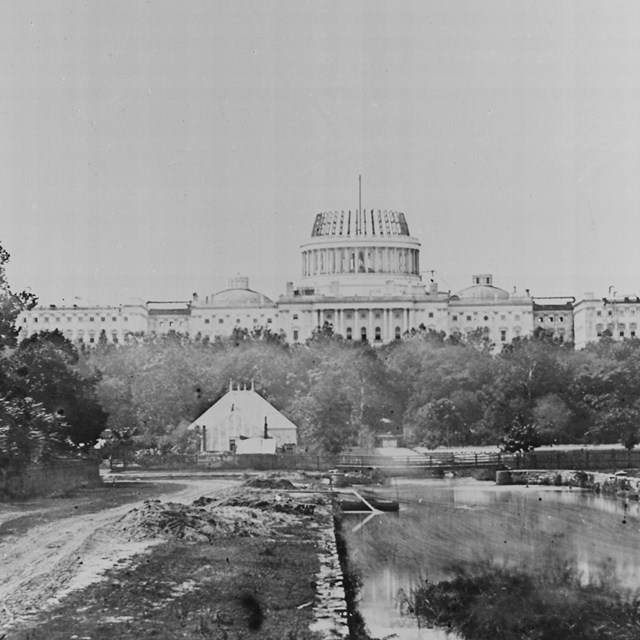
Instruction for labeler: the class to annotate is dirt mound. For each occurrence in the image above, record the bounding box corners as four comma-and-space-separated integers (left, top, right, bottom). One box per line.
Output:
215, 487, 321, 514
112, 500, 297, 543
244, 477, 297, 490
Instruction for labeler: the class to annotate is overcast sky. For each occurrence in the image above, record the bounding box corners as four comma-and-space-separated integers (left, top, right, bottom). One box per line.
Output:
2, 1, 640, 305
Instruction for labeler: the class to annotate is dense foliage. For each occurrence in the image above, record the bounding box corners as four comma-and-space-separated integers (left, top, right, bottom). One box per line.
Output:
83, 322, 640, 456
0, 243, 107, 469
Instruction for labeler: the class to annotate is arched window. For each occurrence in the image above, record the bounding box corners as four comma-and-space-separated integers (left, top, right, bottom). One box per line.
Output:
361, 327, 367, 342
374, 326, 382, 342
395, 326, 401, 340
346, 327, 352, 340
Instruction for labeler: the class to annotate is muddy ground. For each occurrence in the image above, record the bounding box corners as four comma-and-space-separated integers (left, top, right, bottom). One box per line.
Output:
0, 472, 336, 639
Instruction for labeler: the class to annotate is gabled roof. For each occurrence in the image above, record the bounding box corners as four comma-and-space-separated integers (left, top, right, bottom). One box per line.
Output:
189, 382, 297, 438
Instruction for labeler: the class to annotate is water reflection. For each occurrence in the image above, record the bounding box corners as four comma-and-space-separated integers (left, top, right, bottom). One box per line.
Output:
343, 479, 640, 639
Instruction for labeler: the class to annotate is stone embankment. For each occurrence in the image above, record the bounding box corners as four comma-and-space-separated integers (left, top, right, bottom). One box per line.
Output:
496, 468, 640, 498
310, 508, 349, 639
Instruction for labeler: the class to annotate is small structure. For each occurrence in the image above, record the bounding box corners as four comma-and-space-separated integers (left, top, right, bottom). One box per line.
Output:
191, 380, 298, 453
376, 433, 399, 448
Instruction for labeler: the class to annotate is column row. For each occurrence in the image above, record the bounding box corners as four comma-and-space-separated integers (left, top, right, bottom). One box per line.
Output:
302, 247, 419, 277
313, 307, 417, 342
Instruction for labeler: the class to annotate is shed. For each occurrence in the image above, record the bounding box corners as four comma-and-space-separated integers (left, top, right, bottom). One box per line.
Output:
190, 381, 298, 453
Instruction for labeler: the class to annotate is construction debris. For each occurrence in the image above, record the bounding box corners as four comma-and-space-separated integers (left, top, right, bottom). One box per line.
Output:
112, 500, 298, 543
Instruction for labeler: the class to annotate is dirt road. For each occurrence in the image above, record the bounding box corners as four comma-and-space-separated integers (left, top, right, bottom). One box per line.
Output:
0, 474, 240, 630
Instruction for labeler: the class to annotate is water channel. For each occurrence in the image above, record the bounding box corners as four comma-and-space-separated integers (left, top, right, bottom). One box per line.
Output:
342, 478, 640, 639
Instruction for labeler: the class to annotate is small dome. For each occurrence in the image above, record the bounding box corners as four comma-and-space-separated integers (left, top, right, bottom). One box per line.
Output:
210, 287, 275, 308
456, 284, 510, 301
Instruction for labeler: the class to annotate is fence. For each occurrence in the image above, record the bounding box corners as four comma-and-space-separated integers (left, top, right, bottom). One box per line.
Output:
112, 451, 340, 472
109, 448, 640, 474
336, 448, 640, 472
517, 448, 640, 471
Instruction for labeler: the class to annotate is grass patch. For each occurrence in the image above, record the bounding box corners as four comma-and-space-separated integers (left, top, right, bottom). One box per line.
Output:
399, 561, 640, 640
12, 520, 323, 640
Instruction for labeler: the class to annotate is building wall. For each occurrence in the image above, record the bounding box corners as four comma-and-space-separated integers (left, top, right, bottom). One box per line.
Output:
19, 302, 148, 344
447, 299, 533, 346
573, 297, 640, 349
532, 302, 574, 344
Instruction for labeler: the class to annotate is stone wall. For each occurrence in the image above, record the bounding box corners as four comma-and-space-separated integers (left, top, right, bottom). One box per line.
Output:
310, 507, 349, 639
0, 459, 102, 501
496, 468, 639, 498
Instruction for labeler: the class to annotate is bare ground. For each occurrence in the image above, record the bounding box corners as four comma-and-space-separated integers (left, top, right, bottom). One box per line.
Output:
0, 474, 241, 631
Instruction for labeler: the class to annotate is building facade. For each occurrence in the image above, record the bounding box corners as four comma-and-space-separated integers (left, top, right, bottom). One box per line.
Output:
16, 209, 635, 349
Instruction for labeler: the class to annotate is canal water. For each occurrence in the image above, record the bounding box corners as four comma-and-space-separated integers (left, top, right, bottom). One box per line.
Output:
342, 478, 640, 639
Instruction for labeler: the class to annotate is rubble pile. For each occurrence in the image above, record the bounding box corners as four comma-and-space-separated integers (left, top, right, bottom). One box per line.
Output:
113, 499, 298, 543
217, 490, 318, 515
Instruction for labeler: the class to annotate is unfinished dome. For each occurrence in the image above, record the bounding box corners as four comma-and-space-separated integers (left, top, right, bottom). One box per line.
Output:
311, 210, 410, 237
296, 208, 424, 298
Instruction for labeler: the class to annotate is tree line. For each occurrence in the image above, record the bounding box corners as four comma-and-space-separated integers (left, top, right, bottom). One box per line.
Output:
85, 321, 640, 456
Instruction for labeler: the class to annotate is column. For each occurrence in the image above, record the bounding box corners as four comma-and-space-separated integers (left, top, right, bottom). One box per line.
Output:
368, 309, 373, 341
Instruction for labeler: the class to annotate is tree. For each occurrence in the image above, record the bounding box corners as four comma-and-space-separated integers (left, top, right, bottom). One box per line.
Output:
8, 331, 108, 448
499, 415, 542, 453
0, 243, 37, 349
0, 396, 67, 470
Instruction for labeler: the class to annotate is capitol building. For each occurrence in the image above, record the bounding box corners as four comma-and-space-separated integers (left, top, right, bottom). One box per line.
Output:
18, 208, 639, 349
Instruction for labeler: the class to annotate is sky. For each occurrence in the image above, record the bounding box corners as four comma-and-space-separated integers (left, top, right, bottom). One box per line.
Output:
2, 1, 640, 305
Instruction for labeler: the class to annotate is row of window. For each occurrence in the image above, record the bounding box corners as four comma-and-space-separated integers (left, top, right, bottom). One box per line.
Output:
596, 330, 637, 338
342, 326, 403, 342
595, 323, 637, 331
452, 313, 523, 322
31, 315, 129, 323
595, 308, 638, 317
200, 317, 274, 325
